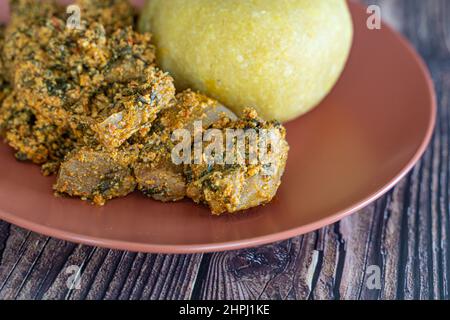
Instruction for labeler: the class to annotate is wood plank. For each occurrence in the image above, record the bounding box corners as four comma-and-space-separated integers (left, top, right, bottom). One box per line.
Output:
0, 225, 203, 300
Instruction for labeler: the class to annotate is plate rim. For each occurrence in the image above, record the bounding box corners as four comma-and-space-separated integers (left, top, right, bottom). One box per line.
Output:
0, 2, 437, 254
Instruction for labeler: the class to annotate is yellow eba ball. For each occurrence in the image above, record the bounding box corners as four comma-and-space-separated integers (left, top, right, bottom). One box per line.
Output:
139, 0, 353, 122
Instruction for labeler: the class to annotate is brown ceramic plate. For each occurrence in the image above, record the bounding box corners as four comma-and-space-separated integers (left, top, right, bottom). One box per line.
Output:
0, 1, 436, 253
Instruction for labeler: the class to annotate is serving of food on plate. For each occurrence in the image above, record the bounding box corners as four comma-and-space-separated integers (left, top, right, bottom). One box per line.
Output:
0, 0, 352, 214
0, 0, 435, 252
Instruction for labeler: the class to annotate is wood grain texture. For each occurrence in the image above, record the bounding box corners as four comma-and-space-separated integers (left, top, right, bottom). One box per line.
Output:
0, 0, 449, 300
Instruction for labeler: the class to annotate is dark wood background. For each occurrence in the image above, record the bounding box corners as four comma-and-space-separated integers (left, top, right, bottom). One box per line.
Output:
0, 0, 449, 300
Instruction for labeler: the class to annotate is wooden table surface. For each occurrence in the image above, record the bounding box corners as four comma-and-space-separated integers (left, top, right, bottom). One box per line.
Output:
0, 0, 449, 300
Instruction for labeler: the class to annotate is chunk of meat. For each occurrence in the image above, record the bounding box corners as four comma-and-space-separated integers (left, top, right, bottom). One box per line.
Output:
159, 90, 237, 132
134, 161, 186, 202
55, 147, 137, 205
103, 27, 156, 83
133, 126, 187, 202
133, 91, 236, 202
186, 109, 289, 215
93, 68, 175, 149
